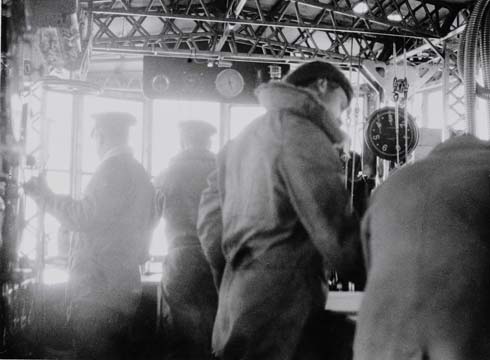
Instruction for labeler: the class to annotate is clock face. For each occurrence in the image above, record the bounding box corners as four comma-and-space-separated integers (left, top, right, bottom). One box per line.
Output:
215, 69, 245, 98
365, 107, 419, 161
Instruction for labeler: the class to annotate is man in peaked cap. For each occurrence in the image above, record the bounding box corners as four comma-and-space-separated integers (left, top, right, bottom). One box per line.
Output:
91, 111, 136, 135
178, 119, 217, 151
154, 119, 218, 360
25, 112, 155, 359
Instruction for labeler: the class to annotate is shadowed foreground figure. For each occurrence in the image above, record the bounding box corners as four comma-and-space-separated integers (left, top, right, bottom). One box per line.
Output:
198, 61, 363, 360
154, 120, 218, 360
355, 135, 490, 360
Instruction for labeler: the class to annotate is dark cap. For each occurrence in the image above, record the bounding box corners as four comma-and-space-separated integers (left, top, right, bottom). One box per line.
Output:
284, 61, 353, 103
91, 112, 136, 136
179, 120, 217, 139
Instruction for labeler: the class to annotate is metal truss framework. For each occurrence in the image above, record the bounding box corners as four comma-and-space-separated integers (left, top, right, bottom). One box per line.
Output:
441, 42, 465, 138
85, 0, 466, 65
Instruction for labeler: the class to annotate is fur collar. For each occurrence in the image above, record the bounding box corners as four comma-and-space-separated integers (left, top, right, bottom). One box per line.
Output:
255, 81, 346, 145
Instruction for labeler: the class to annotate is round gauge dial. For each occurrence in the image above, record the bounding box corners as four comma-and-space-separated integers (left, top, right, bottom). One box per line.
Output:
215, 69, 245, 98
152, 74, 170, 93
365, 107, 419, 162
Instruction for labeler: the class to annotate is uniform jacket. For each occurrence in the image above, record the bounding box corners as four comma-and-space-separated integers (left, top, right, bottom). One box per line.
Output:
198, 81, 361, 360
355, 135, 490, 360
155, 148, 218, 358
155, 149, 215, 249
44, 149, 155, 315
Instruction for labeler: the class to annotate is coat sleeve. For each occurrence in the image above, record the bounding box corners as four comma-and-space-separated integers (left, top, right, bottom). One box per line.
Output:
279, 124, 363, 275
43, 162, 130, 233
197, 169, 225, 290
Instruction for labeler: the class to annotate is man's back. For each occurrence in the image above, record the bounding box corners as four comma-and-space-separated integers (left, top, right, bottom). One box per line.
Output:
54, 152, 155, 314
222, 112, 334, 268
355, 135, 490, 360
212, 81, 357, 360
155, 149, 215, 247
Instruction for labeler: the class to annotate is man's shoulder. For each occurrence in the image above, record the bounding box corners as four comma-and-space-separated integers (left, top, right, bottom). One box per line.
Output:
281, 113, 334, 148
96, 155, 150, 184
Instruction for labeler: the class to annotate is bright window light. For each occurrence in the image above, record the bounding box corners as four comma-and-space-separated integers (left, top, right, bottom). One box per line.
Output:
387, 12, 403, 22
353, 2, 369, 14
45, 92, 73, 171
19, 92, 73, 261
43, 268, 69, 285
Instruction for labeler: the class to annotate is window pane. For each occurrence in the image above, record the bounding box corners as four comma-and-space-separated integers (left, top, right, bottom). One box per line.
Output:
19, 197, 39, 260
341, 97, 365, 154
475, 97, 489, 140
45, 92, 73, 170
230, 106, 265, 140
82, 97, 143, 173
426, 90, 444, 129
45, 172, 70, 258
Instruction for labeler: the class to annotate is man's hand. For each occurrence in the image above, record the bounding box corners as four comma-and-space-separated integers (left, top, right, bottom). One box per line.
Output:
23, 176, 53, 201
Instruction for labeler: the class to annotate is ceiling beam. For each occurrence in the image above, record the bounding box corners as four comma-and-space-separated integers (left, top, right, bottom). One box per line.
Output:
91, 9, 433, 39
290, 0, 438, 38
391, 24, 465, 63
92, 44, 357, 64
214, 0, 249, 53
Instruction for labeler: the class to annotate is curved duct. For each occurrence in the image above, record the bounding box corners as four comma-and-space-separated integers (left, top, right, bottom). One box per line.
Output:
481, 6, 490, 132
457, 0, 490, 135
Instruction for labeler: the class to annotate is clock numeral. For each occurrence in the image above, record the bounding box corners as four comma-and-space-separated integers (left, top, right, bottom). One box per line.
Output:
382, 144, 388, 151
372, 135, 380, 140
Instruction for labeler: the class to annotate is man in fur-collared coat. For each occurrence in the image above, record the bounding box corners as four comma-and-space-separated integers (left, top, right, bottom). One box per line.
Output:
197, 61, 363, 360
354, 135, 490, 360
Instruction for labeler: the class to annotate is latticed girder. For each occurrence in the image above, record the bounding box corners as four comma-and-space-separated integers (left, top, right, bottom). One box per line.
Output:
442, 41, 466, 137
85, 0, 463, 64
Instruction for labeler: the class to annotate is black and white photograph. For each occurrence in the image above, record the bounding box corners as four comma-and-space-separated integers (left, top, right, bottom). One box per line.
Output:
1, 0, 489, 359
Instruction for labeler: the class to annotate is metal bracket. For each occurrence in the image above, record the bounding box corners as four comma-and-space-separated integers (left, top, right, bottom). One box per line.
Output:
362, 60, 439, 101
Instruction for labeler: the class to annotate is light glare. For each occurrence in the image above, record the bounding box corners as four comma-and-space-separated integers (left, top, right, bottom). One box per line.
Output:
387, 12, 403, 22
43, 268, 69, 285
353, 2, 369, 14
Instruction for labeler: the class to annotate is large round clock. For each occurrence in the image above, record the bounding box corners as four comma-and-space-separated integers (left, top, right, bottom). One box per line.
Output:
365, 107, 419, 162
215, 69, 245, 98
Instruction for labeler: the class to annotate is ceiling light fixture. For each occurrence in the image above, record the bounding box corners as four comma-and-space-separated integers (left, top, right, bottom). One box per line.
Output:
387, 12, 403, 22
353, 2, 369, 14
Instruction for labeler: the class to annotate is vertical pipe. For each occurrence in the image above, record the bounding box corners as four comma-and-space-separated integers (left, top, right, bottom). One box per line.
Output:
462, 0, 490, 135
35, 87, 48, 344
442, 42, 449, 142
71, 94, 84, 199
142, 98, 153, 174
480, 7, 490, 139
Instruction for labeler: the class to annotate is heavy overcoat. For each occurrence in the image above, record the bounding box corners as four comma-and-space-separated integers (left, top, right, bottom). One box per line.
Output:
198, 82, 361, 360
